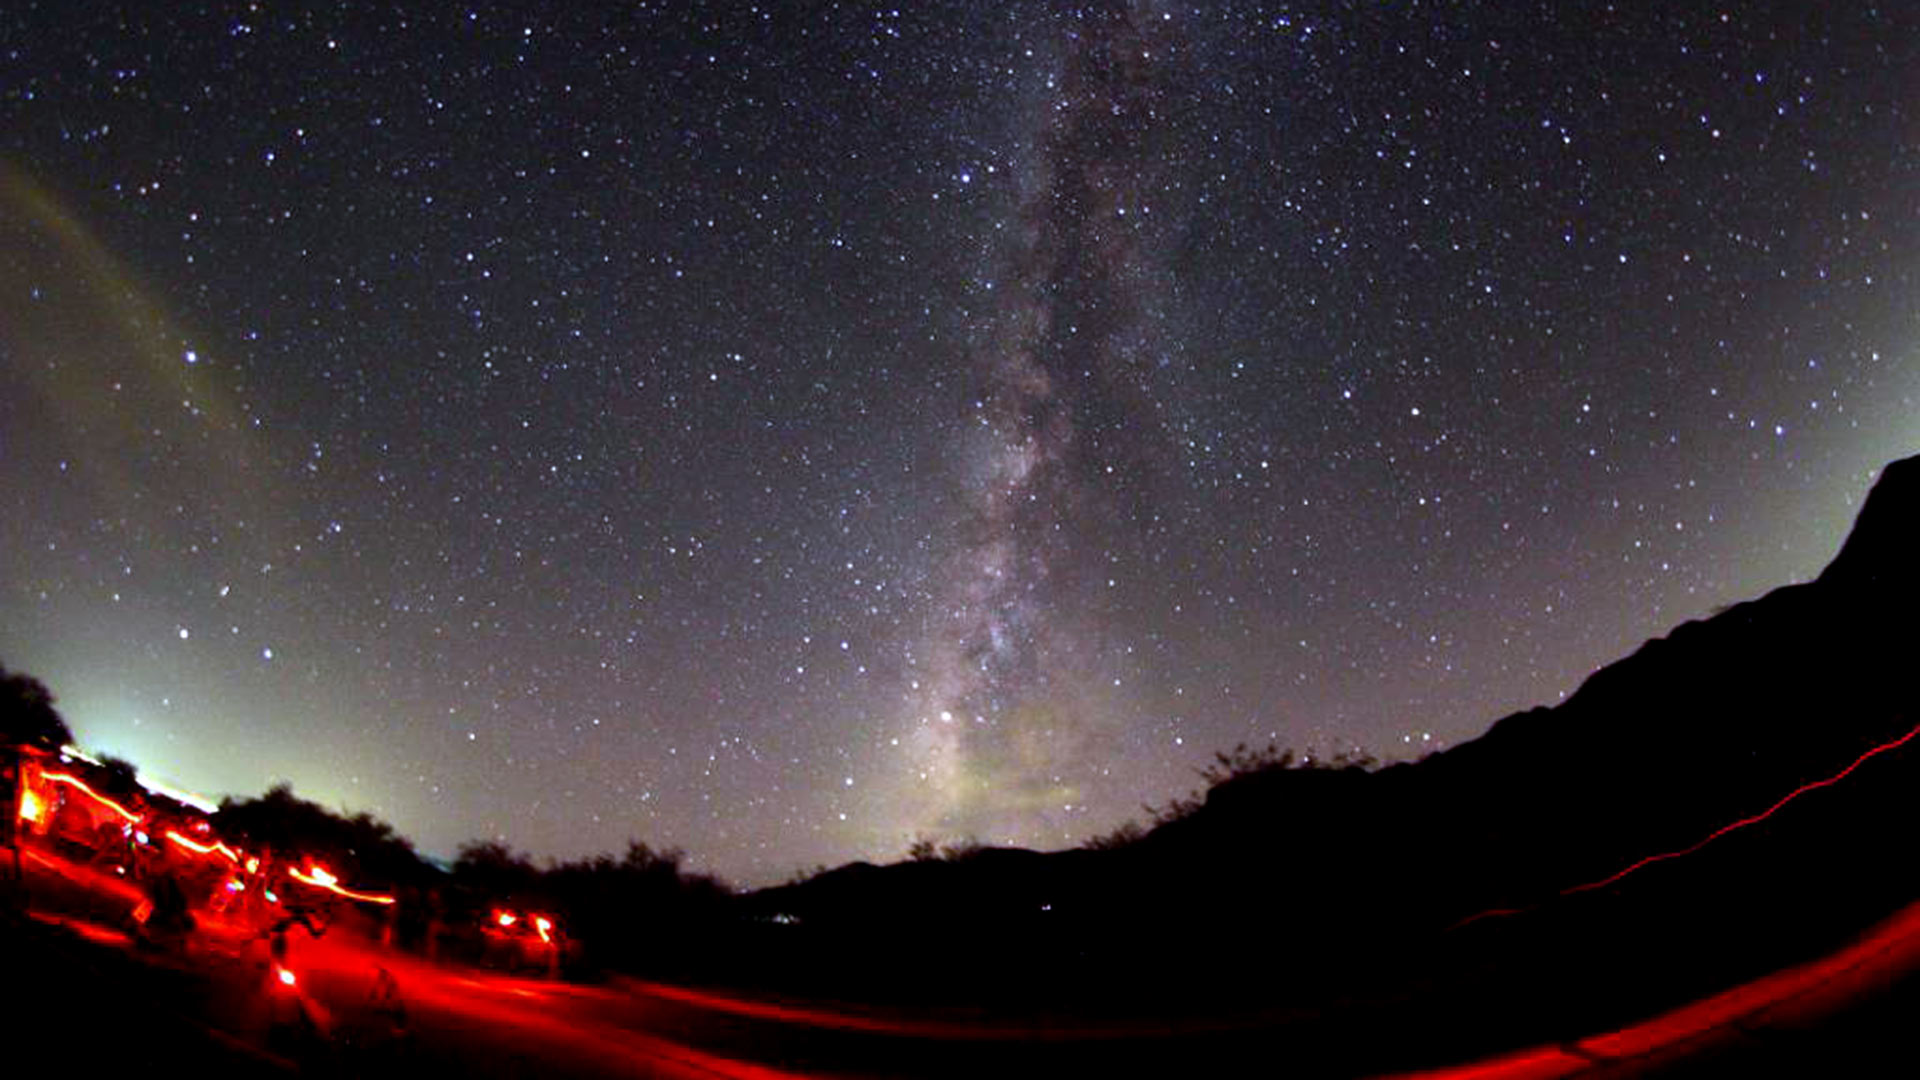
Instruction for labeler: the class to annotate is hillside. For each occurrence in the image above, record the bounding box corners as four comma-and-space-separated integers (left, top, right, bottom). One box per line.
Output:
739, 455, 1920, 1006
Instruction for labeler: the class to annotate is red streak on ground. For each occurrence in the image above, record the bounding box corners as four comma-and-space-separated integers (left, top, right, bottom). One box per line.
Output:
20, 844, 144, 903
387, 960, 806, 1079
27, 910, 135, 949
1453, 720, 1920, 929
614, 976, 1298, 1041
1392, 1045, 1589, 1080
1561, 720, 1920, 899
1396, 892, 1920, 1078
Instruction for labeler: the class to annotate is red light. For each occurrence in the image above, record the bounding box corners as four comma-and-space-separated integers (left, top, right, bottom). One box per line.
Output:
275, 966, 297, 988
165, 829, 239, 862
533, 915, 554, 943
495, 910, 518, 928
289, 862, 396, 905
1563, 721, 1920, 898
42, 771, 141, 824
18, 787, 44, 824
1455, 720, 1920, 929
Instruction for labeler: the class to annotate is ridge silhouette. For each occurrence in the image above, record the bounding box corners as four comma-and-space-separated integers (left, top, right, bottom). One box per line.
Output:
742, 454, 1920, 1006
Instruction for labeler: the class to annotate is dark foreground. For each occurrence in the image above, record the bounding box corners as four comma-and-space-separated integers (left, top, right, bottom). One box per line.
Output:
10, 835, 1920, 1080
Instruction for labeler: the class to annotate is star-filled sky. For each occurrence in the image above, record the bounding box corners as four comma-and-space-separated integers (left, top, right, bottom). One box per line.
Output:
3, 3, 1916, 885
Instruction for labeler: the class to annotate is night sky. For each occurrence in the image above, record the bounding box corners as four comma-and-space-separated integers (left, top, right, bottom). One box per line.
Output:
3, 3, 1916, 886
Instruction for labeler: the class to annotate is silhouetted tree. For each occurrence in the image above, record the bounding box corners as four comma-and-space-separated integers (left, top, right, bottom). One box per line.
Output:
519, 839, 734, 978
619, 839, 685, 877
1143, 742, 1381, 829
1191, 741, 1380, 788
0, 662, 73, 750
782, 863, 830, 888
938, 836, 987, 862
452, 839, 541, 900
96, 755, 142, 799
1197, 742, 1297, 785
219, 782, 433, 887
905, 833, 986, 862
1081, 819, 1147, 851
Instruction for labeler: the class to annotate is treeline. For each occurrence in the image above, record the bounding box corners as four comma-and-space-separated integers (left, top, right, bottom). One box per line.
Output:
211, 787, 736, 979
211, 784, 738, 981
3, 660, 733, 980
450, 838, 733, 979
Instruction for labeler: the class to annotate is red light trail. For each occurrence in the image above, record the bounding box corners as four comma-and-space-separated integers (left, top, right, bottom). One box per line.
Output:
1563, 720, 1920, 897
41, 771, 142, 824
290, 863, 396, 905
1454, 719, 1920, 930
164, 829, 239, 862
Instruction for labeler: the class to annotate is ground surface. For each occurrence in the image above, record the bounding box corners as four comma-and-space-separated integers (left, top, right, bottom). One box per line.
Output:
6, 839, 1920, 1078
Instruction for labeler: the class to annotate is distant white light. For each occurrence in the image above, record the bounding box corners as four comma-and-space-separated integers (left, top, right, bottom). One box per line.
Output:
138, 775, 219, 814
60, 745, 103, 767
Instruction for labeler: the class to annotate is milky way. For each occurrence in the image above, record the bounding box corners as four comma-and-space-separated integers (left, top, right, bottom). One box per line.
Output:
890, 5, 1186, 842
2, 3, 1916, 884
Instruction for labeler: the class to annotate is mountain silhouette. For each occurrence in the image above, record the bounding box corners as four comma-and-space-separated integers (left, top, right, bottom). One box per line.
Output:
742, 454, 1920, 1004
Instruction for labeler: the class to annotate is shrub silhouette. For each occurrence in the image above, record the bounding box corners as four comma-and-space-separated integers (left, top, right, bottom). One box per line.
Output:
1080, 819, 1146, 851
0, 661, 73, 751
218, 782, 434, 889
906, 833, 988, 862
1136, 742, 1380, 833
